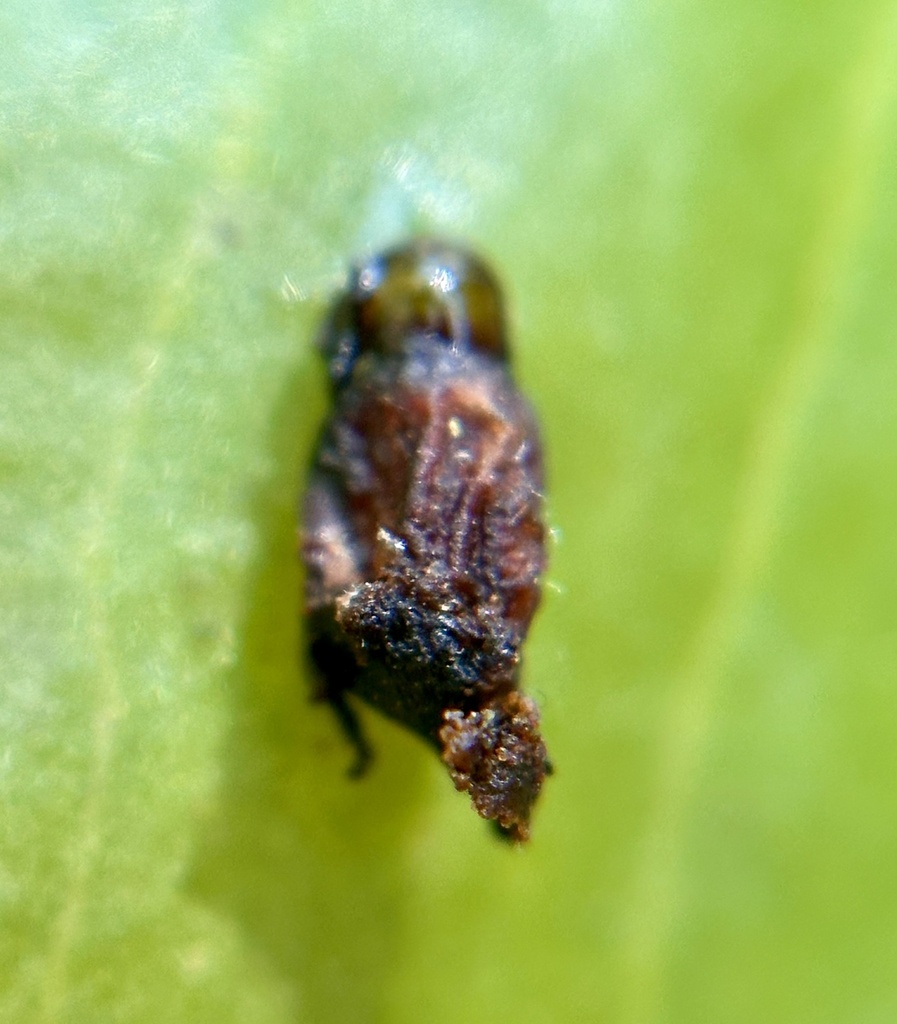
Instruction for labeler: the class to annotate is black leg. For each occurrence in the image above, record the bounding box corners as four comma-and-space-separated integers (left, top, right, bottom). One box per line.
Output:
326, 688, 373, 778
308, 627, 374, 777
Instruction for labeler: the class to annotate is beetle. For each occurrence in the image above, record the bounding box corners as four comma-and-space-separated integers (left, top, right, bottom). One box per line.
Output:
301, 238, 550, 841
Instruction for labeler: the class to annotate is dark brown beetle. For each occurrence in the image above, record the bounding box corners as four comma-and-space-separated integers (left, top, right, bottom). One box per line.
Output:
301, 238, 550, 841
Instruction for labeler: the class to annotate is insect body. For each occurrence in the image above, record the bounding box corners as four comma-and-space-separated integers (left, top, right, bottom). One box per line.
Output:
302, 238, 550, 841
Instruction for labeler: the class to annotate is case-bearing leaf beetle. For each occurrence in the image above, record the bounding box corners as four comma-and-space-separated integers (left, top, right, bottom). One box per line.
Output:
301, 238, 551, 842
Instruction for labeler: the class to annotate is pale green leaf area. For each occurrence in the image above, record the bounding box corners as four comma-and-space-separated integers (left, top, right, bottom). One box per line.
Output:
2, 0, 896, 1020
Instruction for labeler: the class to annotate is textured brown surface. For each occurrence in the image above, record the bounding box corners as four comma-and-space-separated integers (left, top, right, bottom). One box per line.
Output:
302, 239, 550, 839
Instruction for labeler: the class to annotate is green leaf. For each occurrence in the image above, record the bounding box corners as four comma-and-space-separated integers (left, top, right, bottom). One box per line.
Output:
3, 1, 896, 1021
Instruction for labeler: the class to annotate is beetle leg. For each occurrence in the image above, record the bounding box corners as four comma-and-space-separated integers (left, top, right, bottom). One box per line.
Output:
308, 625, 373, 777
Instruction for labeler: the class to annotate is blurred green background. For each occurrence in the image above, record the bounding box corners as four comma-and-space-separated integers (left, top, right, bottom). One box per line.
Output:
3, 0, 896, 1021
